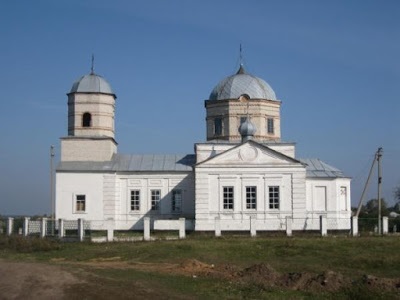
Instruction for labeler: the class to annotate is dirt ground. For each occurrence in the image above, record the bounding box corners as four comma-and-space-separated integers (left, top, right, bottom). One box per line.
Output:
1, 258, 399, 299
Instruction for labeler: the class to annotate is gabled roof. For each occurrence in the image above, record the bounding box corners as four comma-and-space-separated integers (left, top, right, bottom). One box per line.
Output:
300, 158, 349, 178
57, 154, 195, 172
196, 139, 304, 166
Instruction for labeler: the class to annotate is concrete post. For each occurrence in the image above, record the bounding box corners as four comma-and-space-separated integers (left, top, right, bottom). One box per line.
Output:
215, 216, 221, 237
78, 218, 84, 242
250, 216, 257, 237
144, 217, 150, 241
179, 218, 186, 239
7, 218, 14, 236
107, 219, 114, 242
351, 216, 358, 237
382, 216, 389, 235
41, 218, 47, 238
320, 215, 327, 237
58, 219, 64, 238
286, 216, 293, 237
23, 217, 30, 236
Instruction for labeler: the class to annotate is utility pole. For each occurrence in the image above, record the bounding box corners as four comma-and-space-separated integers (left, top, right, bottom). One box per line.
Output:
50, 145, 55, 234
377, 147, 383, 235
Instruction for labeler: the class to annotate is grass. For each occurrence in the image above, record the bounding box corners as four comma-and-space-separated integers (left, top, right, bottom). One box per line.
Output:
1, 235, 400, 298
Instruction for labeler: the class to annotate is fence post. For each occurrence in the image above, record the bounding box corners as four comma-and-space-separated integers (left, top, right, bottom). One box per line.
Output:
23, 217, 30, 236
215, 216, 221, 237
351, 216, 358, 237
320, 215, 327, 237
382, 216, 389, 235
143, 217, 150, 241
78, 218, 84, 242
250, 216, 257, 237
107, 219, 114, 242
286, 216, 293, 237
41, 218, 47, 238
58, 219, 64, 238
179, 218, 186, 239
7, 217, 14, 236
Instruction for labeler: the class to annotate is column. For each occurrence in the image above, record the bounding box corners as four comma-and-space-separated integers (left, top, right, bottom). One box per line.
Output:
78, 218, 84, 242
382, 216, 389, 235
41, 218, 47, 238
179, 218, 186, 239
215, 216, 221, 237
7, 217, 13, 236
58, 219, 64, 238
286, 216, 293, 237
320, 215, 327, 237
250, 216, 257, 237
23, 217, 30, 237
351, 216, 358, 237
144, 217, 150, 241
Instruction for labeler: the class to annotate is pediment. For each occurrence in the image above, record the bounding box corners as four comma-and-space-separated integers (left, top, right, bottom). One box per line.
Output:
197, 141, 302, 167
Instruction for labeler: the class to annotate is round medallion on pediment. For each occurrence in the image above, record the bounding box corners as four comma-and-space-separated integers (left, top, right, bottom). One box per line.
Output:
239, 147, 258, 162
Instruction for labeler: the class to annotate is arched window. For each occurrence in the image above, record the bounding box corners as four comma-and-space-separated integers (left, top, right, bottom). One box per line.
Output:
82, 113, 92, 127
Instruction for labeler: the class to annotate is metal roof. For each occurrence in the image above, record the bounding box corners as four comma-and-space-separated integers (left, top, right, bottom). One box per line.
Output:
300, 158, 348, 178
69, 73, 114, 95
57, 154, 195, 172
209, 66, 277, 101
57, 154, 347, 179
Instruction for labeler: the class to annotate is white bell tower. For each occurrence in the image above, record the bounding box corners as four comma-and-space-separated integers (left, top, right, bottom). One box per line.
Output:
60, 64, 117, 161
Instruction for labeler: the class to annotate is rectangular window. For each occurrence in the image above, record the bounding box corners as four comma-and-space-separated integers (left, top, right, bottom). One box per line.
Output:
246, 186, 257, 209
172, 189, 182, 212
76, 194, 86, 212
130, 190, 140, 211
223, 186, 234, 210
151, 190, 161, 211
267, 118, 274, 134
214, 117, 222, 136
340, 186, 347, 211
269, 186, 280, 209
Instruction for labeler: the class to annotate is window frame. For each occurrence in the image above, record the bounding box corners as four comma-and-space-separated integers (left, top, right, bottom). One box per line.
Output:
268, 186, 280, 210
267, 118, 274, 135
75, 194, 86, 213
130, 190, 140, 212
214, 117, 222, 136
246, 186, 257, 210
151, 189, 161, 211
171, 189, 183, 213
82, 112, 92, 127
223, 186, 234, 210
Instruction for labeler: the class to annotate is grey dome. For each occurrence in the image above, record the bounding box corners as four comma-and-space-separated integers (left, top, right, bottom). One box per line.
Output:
70, 72, 114, 95
209, 65, 276, 100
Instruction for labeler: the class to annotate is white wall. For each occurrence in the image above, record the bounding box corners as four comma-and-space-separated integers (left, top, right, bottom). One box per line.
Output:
56, 172, 105, 221
305, 178, 352, 218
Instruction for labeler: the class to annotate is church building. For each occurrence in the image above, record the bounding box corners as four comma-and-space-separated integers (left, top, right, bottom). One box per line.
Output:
56, 62, 351, 232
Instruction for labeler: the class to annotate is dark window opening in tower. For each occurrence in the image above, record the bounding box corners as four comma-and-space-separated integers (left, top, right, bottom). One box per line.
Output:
214, 117, 222, 136
82, 113, 92, 127
267, 118, 274, 134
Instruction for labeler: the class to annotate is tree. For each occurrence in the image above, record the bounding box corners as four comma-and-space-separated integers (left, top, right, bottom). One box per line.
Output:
359, 198, 389, 217
394, 186, 400, 203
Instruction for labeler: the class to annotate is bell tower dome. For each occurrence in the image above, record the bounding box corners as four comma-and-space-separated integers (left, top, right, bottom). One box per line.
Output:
60, 63, 117, 162
205, 65, 281, 143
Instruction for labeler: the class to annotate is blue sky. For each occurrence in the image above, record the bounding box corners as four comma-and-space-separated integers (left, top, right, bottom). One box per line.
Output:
1, 0, 399, 215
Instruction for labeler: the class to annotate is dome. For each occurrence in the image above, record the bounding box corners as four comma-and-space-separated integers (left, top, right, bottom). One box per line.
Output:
209, 65, 276, 100
69, 72, 114, 95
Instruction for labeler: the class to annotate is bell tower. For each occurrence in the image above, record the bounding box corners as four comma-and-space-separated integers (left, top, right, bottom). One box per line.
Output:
60, 64, 117, 161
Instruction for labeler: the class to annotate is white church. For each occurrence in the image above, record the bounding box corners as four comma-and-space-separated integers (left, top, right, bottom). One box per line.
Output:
56, 62, 351, 232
